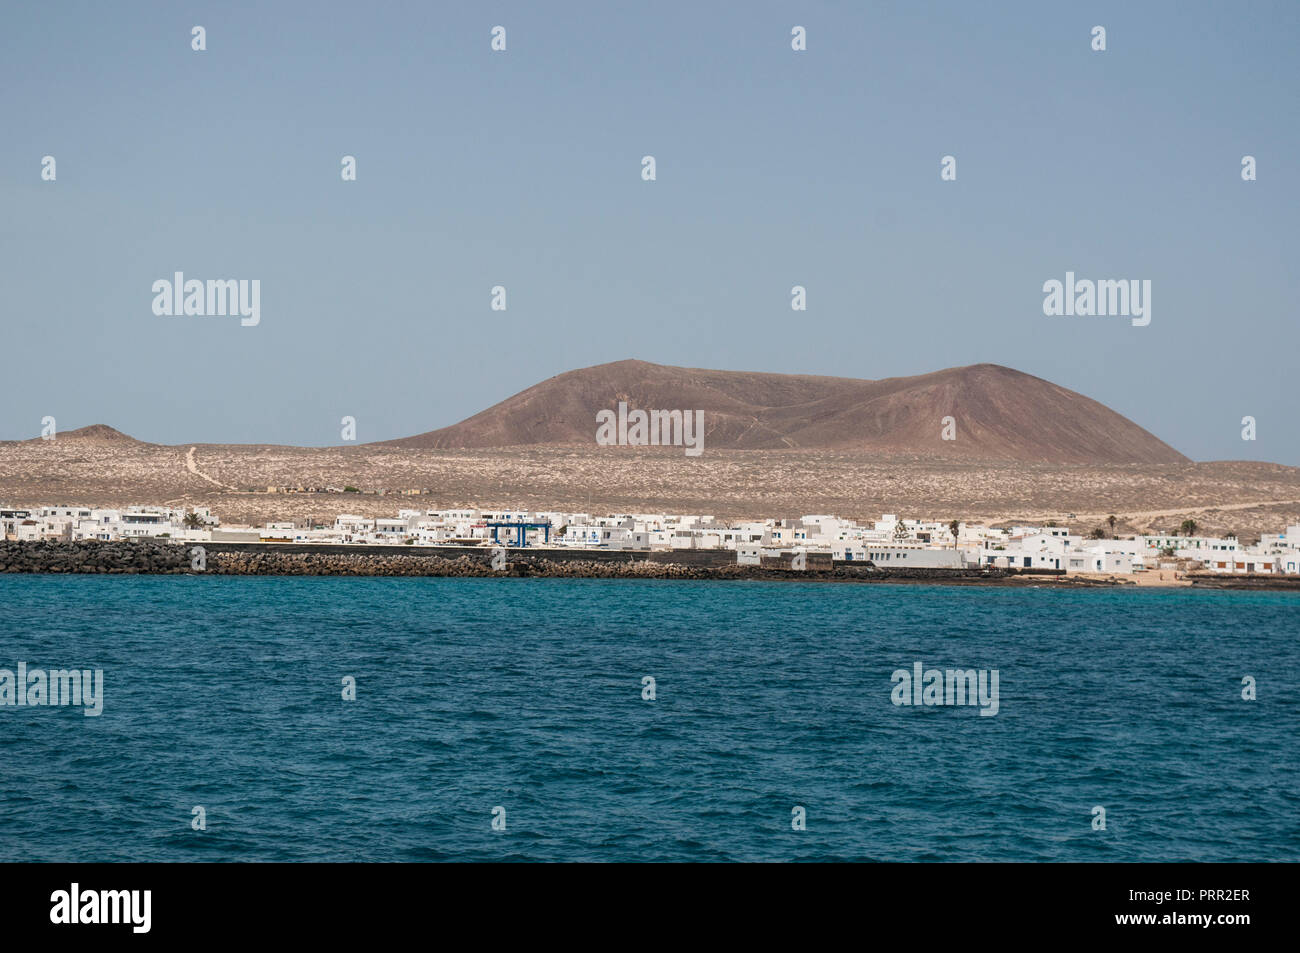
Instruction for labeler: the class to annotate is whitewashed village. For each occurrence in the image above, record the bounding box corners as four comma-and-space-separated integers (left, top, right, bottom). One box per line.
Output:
4, 503, 1300, 576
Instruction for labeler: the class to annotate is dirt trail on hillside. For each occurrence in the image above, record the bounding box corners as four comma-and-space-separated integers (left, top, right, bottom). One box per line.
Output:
185, 447, 236, 490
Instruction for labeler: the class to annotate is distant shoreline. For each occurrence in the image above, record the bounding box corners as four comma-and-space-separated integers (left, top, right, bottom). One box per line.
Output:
3, 540, 1299, 591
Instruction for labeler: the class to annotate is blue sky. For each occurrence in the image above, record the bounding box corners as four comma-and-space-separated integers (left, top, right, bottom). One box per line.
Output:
2, 1, 1297, 461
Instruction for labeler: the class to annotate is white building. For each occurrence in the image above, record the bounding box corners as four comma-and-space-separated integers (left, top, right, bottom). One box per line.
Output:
836, 544, 965, 568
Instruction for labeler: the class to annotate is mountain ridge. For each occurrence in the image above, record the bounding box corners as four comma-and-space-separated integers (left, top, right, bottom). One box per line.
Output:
375, 360, 1190, 465
18, 362, 1191, 465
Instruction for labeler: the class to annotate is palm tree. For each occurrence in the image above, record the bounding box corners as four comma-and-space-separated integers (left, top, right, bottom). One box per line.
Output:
183, 511, 204, 530
1107, 515, 1117, 538
1180, 518, 1198, 537
949, 519, 960, 548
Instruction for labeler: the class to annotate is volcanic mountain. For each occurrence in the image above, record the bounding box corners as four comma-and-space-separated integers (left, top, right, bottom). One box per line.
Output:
378, 360, 1189, 465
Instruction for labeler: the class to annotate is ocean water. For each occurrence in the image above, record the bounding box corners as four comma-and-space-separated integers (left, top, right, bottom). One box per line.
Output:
0, 575, 1296, 862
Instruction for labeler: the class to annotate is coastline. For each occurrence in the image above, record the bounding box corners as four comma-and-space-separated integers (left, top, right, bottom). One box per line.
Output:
3, 539, 1298, 590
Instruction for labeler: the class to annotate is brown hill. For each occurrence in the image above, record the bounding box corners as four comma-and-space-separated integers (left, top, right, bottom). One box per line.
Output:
377, 360, 1190, 464
8, 424, 143, 446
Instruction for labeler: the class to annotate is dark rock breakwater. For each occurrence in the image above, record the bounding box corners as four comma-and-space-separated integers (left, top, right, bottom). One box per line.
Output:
0, 539, 1117, 585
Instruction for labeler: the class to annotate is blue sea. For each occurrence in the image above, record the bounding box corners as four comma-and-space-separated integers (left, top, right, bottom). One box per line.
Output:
1, 576, 1296, 862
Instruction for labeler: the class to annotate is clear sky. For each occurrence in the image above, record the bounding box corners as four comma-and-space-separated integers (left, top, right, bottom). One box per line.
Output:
2, 1, 1297, 462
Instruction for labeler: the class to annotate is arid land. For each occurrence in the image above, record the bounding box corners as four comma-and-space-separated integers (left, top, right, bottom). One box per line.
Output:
4, 435, 1300, 542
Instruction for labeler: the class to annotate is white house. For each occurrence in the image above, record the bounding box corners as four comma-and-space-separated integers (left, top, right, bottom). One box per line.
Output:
837, 544, 964, 568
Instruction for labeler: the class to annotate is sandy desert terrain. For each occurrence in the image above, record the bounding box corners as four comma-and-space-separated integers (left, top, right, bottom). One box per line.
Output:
3, 431, 1299, 541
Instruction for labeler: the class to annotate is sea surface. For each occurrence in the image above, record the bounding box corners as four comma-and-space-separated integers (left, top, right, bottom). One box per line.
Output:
1, 576, 1297, 862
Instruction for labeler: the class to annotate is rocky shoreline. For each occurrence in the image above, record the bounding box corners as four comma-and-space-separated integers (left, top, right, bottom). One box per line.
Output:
0, 538, 979, 582
2, 539, 1296, 589
0, 538, 1016, 583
